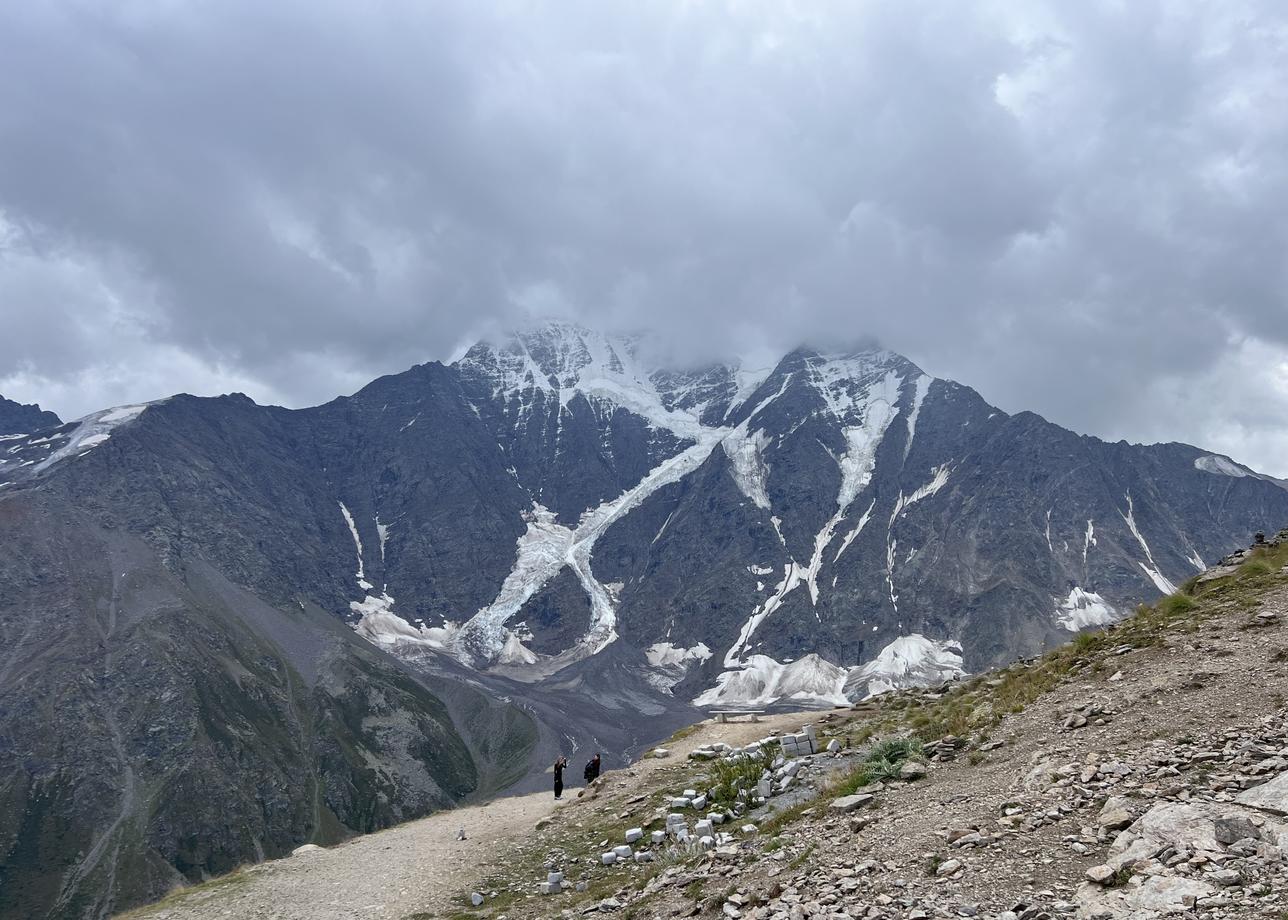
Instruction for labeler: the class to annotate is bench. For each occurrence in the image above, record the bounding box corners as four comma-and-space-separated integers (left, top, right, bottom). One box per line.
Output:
710, 709, 766, 723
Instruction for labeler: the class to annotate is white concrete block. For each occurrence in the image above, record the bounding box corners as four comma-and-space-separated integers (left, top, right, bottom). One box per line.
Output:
624, 828, 643, 843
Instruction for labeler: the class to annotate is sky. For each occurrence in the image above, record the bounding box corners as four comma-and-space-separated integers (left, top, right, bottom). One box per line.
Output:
1, 1, 1287, 475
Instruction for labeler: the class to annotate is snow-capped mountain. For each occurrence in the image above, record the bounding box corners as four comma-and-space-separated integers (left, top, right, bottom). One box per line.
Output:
3, 321, 1286, 918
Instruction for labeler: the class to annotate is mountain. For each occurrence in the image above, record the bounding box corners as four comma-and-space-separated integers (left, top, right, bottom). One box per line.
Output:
2, 321, 1286, 918
0, 395, 61, 435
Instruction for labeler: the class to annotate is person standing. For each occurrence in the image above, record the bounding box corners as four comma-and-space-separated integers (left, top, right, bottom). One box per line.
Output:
583, 752, 601, 784
553, 755, 567, 799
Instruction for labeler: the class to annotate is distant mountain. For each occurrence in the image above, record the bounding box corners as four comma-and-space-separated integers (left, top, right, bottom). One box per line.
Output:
3, 321, 1286, 918
0, 394, 60, 435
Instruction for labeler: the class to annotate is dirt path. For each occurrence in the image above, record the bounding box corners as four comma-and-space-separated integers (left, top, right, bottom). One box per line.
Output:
121, 712, 817, 920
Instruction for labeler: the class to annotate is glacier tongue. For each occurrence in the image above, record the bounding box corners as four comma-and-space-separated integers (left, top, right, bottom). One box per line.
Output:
456, 504, 574, 664
32, 403, 151, 474
844, 635, 965, 699
456, 428, 730, 670
1055, 587, 1117, 631
694, 654, 850, 708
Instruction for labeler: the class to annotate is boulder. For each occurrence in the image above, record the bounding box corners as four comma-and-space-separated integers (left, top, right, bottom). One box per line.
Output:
1077, 876, 1216, 917
1097, 796, 1134, 831
1235, 771, 1288, 816
1084, 865, 1116, 885
899, 761, 927, 781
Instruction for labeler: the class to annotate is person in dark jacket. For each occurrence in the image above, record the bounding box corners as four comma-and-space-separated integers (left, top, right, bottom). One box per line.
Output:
583, 753, 601, 784
553, 755, 567, 799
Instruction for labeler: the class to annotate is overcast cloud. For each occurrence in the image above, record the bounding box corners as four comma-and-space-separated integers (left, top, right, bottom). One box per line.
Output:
1, 1, 1286, 474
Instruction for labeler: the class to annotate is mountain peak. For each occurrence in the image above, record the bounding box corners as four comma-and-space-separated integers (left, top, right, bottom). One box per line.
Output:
0, 394, 62, 435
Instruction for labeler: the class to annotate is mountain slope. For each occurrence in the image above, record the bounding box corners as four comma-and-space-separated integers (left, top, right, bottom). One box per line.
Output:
2, 321, 1286, 918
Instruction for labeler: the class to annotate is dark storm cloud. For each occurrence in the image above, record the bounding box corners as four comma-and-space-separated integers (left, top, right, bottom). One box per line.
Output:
1, 1, 1286, 473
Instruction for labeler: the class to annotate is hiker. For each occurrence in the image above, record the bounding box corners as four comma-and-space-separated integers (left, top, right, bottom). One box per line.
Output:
583, 752, 601, 784
553, 755, 567, 799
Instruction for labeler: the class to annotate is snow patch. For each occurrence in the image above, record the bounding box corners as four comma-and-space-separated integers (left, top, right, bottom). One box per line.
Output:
1083, 519, 1097, 564
1120, 493, 1177, 594
803, 369, 904, 605
337, 502, 371, 589
845, 635, 965, 699
1194, 455, 1248, 477
903, 374, 933, 458
1055, 587, 1117, 631
833, 500, 875, 564
724, 562, 804, 667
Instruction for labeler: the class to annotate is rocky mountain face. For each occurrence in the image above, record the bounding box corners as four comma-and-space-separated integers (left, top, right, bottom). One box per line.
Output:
0, 395, 60, 435
2, 322, 1286, 919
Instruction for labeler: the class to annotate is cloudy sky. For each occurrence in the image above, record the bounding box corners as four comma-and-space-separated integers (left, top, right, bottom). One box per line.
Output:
1, 1, 1286, 474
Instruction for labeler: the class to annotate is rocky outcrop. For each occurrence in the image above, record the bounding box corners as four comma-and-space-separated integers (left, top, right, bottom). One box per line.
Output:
0, 394, 60, 434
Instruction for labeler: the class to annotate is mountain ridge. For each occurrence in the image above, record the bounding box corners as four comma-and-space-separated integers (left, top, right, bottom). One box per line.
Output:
3, 321, 1287, 919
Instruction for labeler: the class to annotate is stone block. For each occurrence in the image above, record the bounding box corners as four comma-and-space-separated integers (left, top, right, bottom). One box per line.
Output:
829, 794, 875, 813
624, 827, 643, 843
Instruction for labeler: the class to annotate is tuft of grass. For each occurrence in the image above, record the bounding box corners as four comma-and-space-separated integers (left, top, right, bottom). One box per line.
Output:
1158, 593, 1197, 616
706, 744, 777, 805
